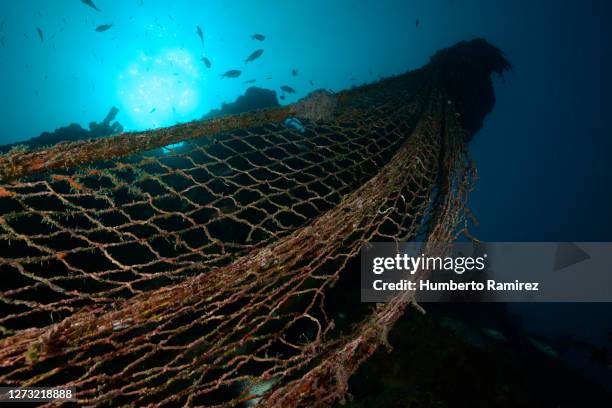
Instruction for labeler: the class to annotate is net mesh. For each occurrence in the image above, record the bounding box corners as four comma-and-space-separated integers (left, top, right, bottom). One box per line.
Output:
0, 39, 507, 407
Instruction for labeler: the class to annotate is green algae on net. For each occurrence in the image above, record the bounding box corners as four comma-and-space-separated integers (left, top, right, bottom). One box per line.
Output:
0, 39, 509, 406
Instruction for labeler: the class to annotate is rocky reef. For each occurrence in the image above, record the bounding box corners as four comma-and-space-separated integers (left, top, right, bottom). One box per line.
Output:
0, 107, 123, 153
202, 86, 280, 119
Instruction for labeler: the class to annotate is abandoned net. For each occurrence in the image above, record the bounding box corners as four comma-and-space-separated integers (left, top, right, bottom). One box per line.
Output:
0, 39, 510, 407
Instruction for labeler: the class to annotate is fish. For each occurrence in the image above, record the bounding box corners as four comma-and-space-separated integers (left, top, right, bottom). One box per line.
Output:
95, 24, 113, 32
244, 49, 264, 63
481, 328, 507, 342
280, 95, 285, 100
81, 0, 101, 12
284, 117, 305, 133
149, 107, 156, 113
201, 57, 211, 68
415, 19, 420, 27
309, 80, 314, 86
196, 25, 204, 46
36, 27, 43, 43
280, 85, 296, 93
252, 33, 265, 41
243, 79, 256, 84
292, 69, 298, 77
528, 337, 559, 358
221, 70, 241, 78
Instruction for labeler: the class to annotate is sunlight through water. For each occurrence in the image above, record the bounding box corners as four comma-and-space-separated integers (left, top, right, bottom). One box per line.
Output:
118, 48, 202, 129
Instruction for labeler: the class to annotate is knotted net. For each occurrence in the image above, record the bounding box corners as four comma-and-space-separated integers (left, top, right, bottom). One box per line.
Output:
0, 39, 509, 406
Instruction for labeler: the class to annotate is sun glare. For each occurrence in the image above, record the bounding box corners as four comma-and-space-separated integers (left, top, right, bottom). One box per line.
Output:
118, 48, 202, 129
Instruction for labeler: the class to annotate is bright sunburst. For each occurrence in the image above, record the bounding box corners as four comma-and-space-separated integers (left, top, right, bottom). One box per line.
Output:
118, 48, 202, 129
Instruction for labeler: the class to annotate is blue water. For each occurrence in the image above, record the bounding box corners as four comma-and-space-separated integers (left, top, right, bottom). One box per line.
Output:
1, 0, 611, 389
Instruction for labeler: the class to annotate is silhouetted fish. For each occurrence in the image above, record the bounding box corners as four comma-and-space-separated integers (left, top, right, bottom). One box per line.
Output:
309, 80, 314, 86
81, 0, 101, 12
292, 69, 298, 77
245, 49, 264, 63
36, 27, 43, 43
416, 19, 420, 27
95, 24, 113, 32
280, 85, 296, 93
244, 79, 256, 84
149, 107, 156, 113
201, 57, 211, 68
221, 70, 241, 78
252, 33, 265, 41
280, 95, 285, 100
196, 25, 204, 46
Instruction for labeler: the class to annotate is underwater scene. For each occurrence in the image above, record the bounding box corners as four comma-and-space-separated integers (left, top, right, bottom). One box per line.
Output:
0, 0, 611, 407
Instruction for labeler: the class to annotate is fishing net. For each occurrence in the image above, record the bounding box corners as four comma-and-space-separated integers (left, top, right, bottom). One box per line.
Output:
0, 39, 509, 407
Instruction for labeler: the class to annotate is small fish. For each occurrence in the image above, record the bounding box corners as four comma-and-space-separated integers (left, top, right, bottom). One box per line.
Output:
196, 25, 204, 46
415, 19, 420, 27
81, 0, 101, 12
201, 57, 211, 68
36, 27, 43, 43
279, 95, 285, 100
284, 117, 305, 133
291, 69, 298, 77
95, 24, 113, 32
481, 328, 507, 342
252, 33, 265, 41
149, 107, 156, 113
350, 77, 356, 81
243, 79, 256, 84
221, 70, 241, 78
280, 85, 296, 93
528, 337, 559, 358
309, 80, 314, 86
245, 49, 264, 63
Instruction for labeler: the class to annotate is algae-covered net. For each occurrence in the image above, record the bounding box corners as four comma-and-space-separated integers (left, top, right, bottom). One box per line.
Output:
0, 39, 509, 406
